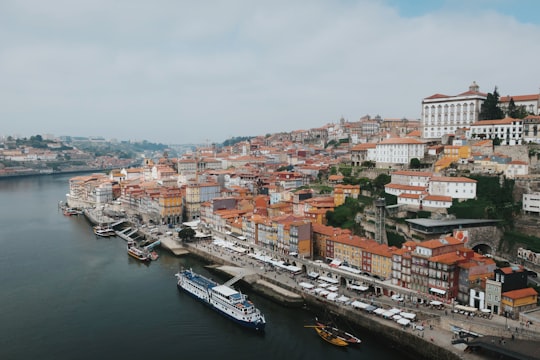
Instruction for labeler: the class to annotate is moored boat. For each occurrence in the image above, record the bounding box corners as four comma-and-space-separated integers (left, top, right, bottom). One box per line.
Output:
149, 251, 159, 261
306, 325, 349, 347
63, 208, 82, 216
127, 241, 151, 261
315, 321, 361, 344
175, 268, 266, 331
93, 225, 116, 237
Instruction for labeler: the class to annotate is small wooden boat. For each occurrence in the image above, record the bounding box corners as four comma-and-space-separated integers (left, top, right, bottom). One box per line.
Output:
316, 321, 361, 344
305, 325, 349, 347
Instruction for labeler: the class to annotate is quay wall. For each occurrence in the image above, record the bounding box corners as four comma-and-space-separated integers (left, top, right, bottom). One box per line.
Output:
183, 244, 459, 360
304, 293, 460, 360
186, 244, 304, 307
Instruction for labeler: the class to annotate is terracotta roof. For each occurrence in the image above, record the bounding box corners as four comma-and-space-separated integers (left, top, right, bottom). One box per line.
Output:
430, 176, 476, 183
392, 170, 433, 177
500, 266, 525, 274
407, 130, 422, 137
418, 236, 462, 249
457, 90, 487, 97
502, 287, 538, 299
471, 117, 520, 126
423, 195, 452, 202
429, 252, 464, 265
425, 93, 450, 99
399, 193, 420, 199
351, 143, 377, 150
385, 183, 426, 191
379, 137, 424, 145
499, 94, 539, 102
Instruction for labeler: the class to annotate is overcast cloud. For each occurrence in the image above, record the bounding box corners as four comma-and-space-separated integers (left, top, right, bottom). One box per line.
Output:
1, 0, 539, 144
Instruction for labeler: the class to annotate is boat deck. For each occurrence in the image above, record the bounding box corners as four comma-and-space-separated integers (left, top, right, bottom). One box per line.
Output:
184, 271, 218, 290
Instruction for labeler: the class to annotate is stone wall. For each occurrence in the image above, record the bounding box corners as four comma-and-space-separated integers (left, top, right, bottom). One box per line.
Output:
303, 293, 460, 360
466, 226, 503, 253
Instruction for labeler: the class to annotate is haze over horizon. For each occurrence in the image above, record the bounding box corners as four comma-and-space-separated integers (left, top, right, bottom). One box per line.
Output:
2, 0, 540, 145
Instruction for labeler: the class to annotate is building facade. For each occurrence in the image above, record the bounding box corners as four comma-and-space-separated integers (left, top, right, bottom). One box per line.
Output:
422, 82, 486, 139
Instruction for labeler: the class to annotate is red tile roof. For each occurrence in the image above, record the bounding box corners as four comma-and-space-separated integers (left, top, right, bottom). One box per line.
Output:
502, 287, 538, 299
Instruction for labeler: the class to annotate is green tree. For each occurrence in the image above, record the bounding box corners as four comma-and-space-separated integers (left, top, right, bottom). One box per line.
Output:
178, 227, 196, 242
479, 87, 504, 120
325, 197, 363, 234
361, 160, 375, 168
339, 166, 352, 177
409, 158, 421, 169
507, 98, 529, 118
373, 173, 391, 193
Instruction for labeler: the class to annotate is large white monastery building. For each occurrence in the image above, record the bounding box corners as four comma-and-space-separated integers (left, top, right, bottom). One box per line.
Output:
422, 82, 486, 140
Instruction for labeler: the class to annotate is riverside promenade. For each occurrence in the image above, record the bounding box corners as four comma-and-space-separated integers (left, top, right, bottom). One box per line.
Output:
174, 238, 540, 360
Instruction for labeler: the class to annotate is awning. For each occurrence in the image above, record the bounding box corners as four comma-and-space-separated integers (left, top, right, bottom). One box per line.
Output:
329, 259, 342, 267
397, 318, 411, 326
326, 292, 338, 301
430, 287, 446, 295
318, 275, 339, 284
299, 282, 315, 289
454, 304, 477, 313
400, 312, 416, 320
351, 300, 370, 309
373, 308, 386, 315
348, 284, 369, 291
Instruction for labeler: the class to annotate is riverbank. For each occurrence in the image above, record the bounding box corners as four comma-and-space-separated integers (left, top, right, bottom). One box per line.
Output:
178, 240, 488, 360
75, 209, 540, 359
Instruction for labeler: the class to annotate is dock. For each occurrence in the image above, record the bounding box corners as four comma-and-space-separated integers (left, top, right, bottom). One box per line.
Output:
159, 236, 189, 256
466, 335, 538, 360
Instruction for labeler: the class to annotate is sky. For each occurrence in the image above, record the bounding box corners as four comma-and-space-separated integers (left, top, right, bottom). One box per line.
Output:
1, 0, 540, 145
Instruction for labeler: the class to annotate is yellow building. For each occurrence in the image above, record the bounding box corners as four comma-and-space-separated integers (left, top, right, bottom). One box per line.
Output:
159, 187, 182, 225
333, 184, 360, 207
332, 233, 363, 269
370, 244, 394, 281
501, 287, 538, 319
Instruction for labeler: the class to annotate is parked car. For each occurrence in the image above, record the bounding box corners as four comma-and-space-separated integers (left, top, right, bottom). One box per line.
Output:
527, 270, 538, 278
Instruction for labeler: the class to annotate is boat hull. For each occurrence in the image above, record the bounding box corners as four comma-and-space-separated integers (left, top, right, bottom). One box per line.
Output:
176, 270, 266, 332
314, 326, 349, 347
316, 322, 361, 344
176, 283, 265, 331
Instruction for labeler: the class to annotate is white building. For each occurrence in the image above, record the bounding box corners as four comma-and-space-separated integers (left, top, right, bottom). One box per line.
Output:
522, 115, 540, 144
523, 192, 540, 215
468, 117, 523, 145
375, 138, 425, 167
386, 171, 476, 209
500, 94, 540, 115
505, 160, 528, 178
428, 176, 477, 200
422, 82, 486, 139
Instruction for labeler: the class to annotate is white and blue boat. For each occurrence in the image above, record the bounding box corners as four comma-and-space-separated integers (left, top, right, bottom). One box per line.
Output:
175, 269, 266, 331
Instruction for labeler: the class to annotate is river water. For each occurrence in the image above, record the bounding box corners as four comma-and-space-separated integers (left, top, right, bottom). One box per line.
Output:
0, 174, 413, 360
